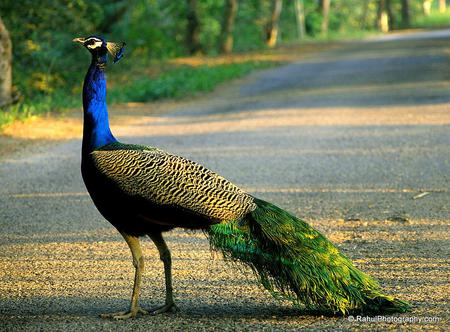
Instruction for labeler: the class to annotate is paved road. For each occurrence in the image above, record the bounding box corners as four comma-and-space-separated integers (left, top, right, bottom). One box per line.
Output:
1, 30, 449, 331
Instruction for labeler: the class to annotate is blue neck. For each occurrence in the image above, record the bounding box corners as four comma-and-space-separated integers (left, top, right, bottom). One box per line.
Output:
82, 58, 117, 155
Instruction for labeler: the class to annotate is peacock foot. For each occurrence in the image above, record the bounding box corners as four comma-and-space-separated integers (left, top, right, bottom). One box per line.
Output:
150, 302, 178, 315
100, 306, 148, 320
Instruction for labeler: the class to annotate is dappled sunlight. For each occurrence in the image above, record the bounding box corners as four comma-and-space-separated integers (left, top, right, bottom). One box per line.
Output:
3, 101, 449, 144
169, 43, 341, 67
0, 217, 447, 321
114, 105, 450, 138
1, 114, 82, 140
0, 228, 117, 244
171, 53, 298, 67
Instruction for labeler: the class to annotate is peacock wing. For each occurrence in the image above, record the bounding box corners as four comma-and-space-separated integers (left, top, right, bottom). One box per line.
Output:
91, 143, 256, 222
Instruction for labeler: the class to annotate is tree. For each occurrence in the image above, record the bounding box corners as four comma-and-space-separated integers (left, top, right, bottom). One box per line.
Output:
377, 0, 395, 32
423, 0, 432, 16
0, 16, 12, 107
377, 0, 389, 32
96, 0, 129, 34
186, 0, 202, 54
401, 0, 410, 27
439, 0, 447, 13
320, 0, 331, 35
360, 0, 370, 29
219, 0, 238, 54
386, 0, 395, 29
266, 0, 283, 48
294, 0, 306, 40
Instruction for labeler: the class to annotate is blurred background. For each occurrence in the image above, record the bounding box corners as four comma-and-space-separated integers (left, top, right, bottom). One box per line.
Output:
1, 0, 450, 127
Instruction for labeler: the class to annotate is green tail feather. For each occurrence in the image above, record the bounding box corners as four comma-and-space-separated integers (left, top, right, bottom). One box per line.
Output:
207, 198, 410, 315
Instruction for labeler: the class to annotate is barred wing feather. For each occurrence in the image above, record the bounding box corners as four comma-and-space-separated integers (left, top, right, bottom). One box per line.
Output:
91, 144, 256, 222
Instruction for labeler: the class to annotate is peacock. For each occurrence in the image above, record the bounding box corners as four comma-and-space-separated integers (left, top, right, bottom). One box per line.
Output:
73, 35, 410, 320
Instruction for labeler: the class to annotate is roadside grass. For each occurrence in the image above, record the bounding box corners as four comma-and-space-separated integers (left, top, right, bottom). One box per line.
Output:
412, 12, 450, 29
109, 61, 275, 103
2, 39, 336, 131
0, 92, 79, 128
305, 29, 379, 42
0, 57, 282, 131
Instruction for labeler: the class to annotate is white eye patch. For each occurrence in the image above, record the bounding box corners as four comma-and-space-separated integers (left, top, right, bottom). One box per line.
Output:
86, 38, 103, 49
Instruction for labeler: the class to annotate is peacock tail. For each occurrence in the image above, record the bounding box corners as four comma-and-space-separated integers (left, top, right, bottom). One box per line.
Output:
208, 198, 410, 315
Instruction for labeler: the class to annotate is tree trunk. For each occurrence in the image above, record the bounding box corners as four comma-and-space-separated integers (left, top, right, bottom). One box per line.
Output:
186, 0, 202, 55
423, 0, 432, 16
219, 0, 238, 54
386, 0, 395, 29
401, 0, 410, 27
0, 16, 12, 107
360, 0, 370, 29
294, 0, 305, 40
377, 0, 398, 31
320, 0, 331, 35
97, 2, 128, 34
377, 0, 390, 32
439, 0, 447, 13
265, 0, 283, 48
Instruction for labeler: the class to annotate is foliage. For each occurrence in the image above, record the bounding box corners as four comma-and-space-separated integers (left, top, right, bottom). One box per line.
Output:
0, 0, 104, 97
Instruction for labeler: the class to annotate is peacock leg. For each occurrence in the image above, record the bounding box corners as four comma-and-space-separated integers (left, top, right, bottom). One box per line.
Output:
101, 232, 148, 320
148, 232, 177, 314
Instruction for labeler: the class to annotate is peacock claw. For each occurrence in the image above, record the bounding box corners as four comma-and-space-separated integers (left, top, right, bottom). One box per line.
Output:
150, 302, 178, 315
100, 307, 148, 320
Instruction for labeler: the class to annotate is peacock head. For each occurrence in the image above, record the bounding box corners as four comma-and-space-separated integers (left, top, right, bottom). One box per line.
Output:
73, 36, 125, 64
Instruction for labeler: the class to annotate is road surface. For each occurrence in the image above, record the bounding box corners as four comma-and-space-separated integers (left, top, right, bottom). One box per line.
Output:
0, 30, 449, 331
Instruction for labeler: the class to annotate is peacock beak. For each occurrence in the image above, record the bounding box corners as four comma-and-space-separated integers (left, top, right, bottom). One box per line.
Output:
73, 37, 86, 44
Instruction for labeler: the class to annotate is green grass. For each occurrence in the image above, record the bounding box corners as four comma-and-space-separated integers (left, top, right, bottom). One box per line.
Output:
0, 60, 276, 130
0, 92, 79, 128
412, 12, 450, 29
109, 62, 274, 103
307, 29, 380, 42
